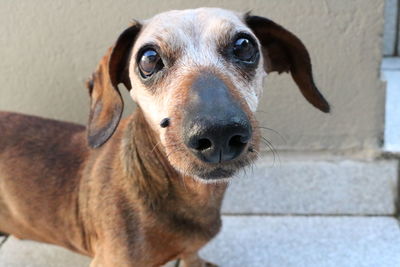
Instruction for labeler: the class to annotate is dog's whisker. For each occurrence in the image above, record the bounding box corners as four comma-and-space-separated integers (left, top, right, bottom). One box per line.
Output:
249, 157, 256, 178
157, 141, 184, 151
165, 148, 185, 160
260, 136, 281, 167
255, 126, 287, 144
242, 161, 248, 177
163, 144, 181, 150
150, 140, 162, 153
259, 139, 275, 164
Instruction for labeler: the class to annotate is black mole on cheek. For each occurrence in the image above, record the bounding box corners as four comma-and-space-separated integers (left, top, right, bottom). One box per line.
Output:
160, 118, 170, 128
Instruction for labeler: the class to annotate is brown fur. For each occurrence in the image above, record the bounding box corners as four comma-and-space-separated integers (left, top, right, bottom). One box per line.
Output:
0, 109, 225, 266
0, 8, 329, 267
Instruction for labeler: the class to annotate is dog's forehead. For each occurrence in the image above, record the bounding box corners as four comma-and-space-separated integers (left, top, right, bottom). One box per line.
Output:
134, 8, 248, 49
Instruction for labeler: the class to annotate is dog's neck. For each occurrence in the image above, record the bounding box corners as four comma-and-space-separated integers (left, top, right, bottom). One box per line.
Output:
119, 108, 227, 237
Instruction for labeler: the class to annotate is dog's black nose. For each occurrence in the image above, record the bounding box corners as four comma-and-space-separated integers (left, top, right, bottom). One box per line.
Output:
183, 72, 252, 163
185, 118, 251, 163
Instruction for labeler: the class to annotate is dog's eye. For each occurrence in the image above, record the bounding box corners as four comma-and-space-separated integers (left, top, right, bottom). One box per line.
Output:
138, 49, 164, 78
233, 38, 257, 62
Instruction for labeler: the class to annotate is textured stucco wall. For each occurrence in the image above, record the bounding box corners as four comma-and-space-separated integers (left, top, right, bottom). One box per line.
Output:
0, 0, 385, 152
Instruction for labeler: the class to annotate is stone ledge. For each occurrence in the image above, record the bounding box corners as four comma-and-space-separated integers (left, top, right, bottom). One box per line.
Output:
1, 216, 400, 267
382, 57, 400, 70
200, 216, 400, 267
381, 64, 400, 152
0, 237, 90, 267
222, 158, 398, 215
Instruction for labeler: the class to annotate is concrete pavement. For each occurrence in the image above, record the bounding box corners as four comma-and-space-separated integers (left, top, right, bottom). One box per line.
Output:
1, 216, 400, 267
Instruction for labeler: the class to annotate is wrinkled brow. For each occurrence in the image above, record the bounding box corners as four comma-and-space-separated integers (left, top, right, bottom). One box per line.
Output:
138, 20, 248, 66
149, 33, 186, 66
215, 27, 237, 50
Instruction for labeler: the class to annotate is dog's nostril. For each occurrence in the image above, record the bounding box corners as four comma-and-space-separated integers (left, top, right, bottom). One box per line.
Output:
185, 122, 251, 163
228, 135, 248, 148
196, 138, 212, 151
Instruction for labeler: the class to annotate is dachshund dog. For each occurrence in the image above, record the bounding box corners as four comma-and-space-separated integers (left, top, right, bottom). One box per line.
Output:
0, 8, 329, 267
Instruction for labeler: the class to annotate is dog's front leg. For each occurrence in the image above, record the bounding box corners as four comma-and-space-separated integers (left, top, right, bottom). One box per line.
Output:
90, 255, 137, 267
89, 247, 136, 267
179, 253, 218, 267
89, 257, 102, 267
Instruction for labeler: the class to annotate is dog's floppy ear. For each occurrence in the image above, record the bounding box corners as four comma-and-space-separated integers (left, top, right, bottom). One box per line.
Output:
245, 14, 330, 113
87, 23, 141, 148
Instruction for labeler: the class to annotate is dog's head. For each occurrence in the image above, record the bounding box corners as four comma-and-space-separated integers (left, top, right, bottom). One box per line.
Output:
86, 8, 329, 181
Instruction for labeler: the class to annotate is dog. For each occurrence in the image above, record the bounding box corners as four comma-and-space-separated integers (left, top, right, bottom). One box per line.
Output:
0, 8, 329, 267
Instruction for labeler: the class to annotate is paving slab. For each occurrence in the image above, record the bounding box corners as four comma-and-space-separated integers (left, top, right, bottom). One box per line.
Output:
1, 216, 400, 267
0, 236, 91, 267
200, 216, 400, 267
0, 236, 179, 267
222, 159, 398, 215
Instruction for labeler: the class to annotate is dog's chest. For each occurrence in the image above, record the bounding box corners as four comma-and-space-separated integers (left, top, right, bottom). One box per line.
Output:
134, 203, 221, 261
141, 216, 219, 265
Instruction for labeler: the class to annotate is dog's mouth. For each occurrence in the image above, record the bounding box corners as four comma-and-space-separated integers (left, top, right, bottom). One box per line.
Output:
188, 150, 257, 181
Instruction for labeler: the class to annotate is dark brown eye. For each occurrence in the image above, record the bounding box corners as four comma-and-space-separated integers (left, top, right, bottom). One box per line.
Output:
233, 38, 257, 62
138, 49, 164, 78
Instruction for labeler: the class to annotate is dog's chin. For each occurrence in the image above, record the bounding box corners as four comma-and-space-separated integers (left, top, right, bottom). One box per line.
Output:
164, 141, 259, 183
169, 158, 253, 183
193, 167, 237, 181
185, 158, 254, 183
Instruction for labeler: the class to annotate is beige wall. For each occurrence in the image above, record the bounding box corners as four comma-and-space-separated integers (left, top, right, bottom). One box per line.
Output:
0, 0, 385, 152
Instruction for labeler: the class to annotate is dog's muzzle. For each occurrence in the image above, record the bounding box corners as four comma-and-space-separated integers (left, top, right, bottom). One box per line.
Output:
183, 72, 252, 164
